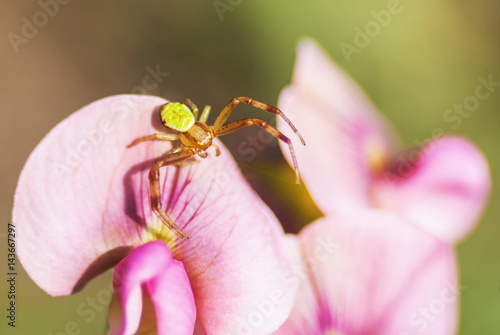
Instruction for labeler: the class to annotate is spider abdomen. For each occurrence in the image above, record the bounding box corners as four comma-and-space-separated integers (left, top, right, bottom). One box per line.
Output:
160, 102, 195, 132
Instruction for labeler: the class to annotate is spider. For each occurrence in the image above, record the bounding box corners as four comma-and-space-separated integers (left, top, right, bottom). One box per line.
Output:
127, 96, 306, 238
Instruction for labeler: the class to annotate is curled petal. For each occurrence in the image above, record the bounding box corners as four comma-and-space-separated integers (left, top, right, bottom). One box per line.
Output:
276, 211, 458, 335
278, 39, 399, 213
109, 241, 195, 335
374, 136, 491, 243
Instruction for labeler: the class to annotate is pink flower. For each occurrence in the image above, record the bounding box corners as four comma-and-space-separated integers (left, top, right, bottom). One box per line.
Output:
13, 95, 296, 334
273, 40, 490, 334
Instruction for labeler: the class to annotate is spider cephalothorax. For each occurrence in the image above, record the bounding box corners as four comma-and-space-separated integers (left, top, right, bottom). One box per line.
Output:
128, 96, 305, 238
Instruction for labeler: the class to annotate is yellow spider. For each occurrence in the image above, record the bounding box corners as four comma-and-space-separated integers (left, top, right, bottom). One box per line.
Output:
128, 97, 305, 238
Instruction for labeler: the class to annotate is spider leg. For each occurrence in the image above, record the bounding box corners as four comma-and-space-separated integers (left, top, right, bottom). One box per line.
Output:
213, 97, 306, 145
175, 157, 198, 167
211, 142, 221, 156
185, 99, 199, 119
216, 118, 301, 185
127, 133, 179, 148
199, 105, 211, 123
163, 147, 195, 166
149, 148, 196, 238
165, 146, 197, 166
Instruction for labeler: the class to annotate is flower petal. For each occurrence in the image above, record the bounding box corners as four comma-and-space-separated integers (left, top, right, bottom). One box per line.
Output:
13, 95, 295, 333
162, 148, 295, 334
277, 210, 458, 334
272, 235, 323, 335
374, 136, 491, 243
14, 95, 165, 295
109, 241, 195, 335
278, 39, 398, 213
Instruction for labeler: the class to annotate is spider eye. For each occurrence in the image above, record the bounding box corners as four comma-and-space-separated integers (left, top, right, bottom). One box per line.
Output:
159, 102, 195, 132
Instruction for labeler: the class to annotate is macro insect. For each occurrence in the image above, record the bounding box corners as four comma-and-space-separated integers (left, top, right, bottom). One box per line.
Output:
127, 96, 306, 238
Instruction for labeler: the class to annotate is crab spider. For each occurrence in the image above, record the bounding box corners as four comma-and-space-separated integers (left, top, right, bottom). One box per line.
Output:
127, 96, 306, 238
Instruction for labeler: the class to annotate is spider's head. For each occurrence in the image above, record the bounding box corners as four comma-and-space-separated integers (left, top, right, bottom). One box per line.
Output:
159, 102, 195, 132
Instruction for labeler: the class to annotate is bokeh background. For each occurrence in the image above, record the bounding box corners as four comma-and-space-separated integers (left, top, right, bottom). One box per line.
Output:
1, 0, 499, 334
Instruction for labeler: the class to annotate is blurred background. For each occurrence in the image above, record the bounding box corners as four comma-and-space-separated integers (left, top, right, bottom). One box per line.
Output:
1, 0, 499, 333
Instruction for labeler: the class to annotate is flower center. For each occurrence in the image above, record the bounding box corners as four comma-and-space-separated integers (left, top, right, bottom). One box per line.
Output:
364, 137, 388, 175
142, 216, 178, 248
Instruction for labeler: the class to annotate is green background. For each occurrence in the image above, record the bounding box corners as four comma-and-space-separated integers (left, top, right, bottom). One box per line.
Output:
1, 0, 498, 334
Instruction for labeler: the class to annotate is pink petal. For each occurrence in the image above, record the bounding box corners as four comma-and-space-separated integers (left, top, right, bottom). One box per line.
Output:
271, 235, 324, 335
278, 39, 399, 213
14, 95, 162, 296
13, 95, 295, 333
276, 211, 458, 334
374, 136, 491, 243
109, 241, 195, 335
